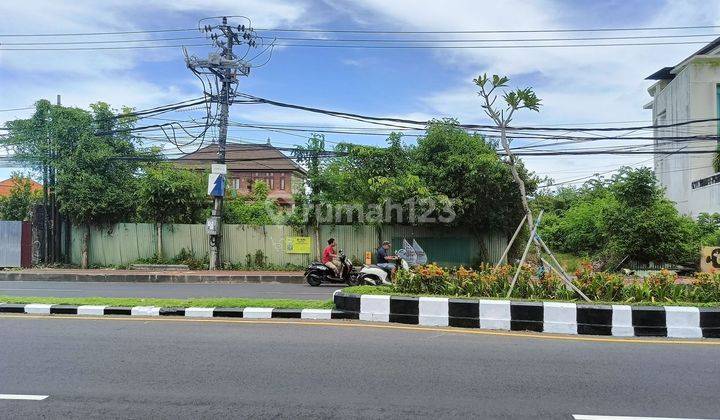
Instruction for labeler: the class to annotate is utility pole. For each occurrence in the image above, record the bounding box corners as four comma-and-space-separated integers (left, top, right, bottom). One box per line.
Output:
186, 17, 258, 270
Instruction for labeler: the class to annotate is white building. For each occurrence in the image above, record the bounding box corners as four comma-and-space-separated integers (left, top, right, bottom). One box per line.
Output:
646, 39, 720, 217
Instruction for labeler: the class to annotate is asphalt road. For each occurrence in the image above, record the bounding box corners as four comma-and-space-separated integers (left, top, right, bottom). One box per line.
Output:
1, 316, 719, 419
0, 281, 340, 300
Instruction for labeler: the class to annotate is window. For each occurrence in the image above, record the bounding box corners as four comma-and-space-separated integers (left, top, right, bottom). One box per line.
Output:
280, 177, 286, 190
232, 178, 240, 190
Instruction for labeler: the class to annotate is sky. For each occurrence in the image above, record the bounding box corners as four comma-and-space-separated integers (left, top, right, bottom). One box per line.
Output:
2, 0, 720, 186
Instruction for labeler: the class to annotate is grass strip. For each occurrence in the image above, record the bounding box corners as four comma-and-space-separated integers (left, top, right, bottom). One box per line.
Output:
342, 286, 720, 307
0, 295, 333, 309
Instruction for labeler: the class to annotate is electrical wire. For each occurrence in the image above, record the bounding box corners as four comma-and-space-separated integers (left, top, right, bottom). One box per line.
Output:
0, 43, 210, 51
0, 28, 197, 37
255, 24, 720, 34
235, 92, 720, 132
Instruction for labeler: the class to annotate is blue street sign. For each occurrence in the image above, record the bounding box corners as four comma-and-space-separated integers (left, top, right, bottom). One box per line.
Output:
208, 173, 225, 197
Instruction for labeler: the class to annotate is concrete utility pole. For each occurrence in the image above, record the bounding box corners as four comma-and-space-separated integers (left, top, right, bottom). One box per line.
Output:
186, 17, 257, 270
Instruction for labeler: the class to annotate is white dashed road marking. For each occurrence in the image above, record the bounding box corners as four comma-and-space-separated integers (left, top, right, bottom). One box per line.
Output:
573, 415, 714, 420
0, 394, 48, 401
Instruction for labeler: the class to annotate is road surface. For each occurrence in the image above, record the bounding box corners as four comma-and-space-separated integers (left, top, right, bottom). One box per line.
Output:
0, 281, 340, 300
1, 315, 719, 418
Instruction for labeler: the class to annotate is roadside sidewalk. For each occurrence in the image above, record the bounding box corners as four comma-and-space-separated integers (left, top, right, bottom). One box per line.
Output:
0, 268, 305, 284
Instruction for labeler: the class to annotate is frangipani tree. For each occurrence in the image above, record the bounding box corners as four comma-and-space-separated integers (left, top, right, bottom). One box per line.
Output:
474, 73, 541, 232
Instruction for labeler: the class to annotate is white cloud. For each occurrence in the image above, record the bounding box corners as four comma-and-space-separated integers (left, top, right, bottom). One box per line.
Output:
327, 0, 720, 184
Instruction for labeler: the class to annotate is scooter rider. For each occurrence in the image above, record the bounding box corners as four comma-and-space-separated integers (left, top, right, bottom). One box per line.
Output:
375, 241, 398, 278
322, 238, 341, 276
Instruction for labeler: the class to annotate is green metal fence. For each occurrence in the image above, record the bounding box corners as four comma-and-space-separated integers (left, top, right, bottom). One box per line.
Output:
69, 223, 507, 268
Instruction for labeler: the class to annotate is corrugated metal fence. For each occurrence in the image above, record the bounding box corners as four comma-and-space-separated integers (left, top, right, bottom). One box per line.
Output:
69, 223, 507, 268
0, 221, 31, 268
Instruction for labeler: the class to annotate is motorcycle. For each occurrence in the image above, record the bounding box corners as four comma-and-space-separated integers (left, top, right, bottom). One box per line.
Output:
304, 251, 359, 287
357, 255, 410, 286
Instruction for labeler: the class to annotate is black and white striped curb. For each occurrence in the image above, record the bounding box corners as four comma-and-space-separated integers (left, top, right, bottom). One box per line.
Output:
334, 292, 720, 338
0, 303, 353, 320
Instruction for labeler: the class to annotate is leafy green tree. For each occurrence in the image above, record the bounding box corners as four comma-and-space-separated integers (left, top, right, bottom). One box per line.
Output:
5, 101, 156, 267
223, 180, 278, 225
697, 213, 720, 245
136, 163, 208, 258
413, 120, 536, 235
0, 174, 41, 221
292, 134, 329, 257
538, 167, 705, 267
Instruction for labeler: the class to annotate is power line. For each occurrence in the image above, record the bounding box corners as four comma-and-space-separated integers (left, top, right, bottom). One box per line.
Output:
235, 92, 720, 132
269, 40, 716, 49
255, 24, 720, 34
0, 43, 210, 51
0, 106, 34, 112
4, 24, 720, 38
0, 36, 206, 45
269, 32, 720, 43
4, 39, 720, 52
0, 28, 196, 37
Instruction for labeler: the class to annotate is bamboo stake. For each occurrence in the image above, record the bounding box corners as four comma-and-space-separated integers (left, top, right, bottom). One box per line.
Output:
506, 211, 543, 298
494, 213, 527, 272
537, 237, 592, 302
540, 257, 591, 303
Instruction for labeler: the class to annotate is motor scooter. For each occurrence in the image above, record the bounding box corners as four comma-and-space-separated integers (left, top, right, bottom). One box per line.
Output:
357, 255, 409, 286
304, 251, 359, 287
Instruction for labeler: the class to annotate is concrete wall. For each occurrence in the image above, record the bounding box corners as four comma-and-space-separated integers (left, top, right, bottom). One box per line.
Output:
651, 58, 720, 217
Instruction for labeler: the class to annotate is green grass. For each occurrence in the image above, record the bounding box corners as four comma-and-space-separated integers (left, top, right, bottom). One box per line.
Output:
0, 296, 333, 309
341, 286, 720, 307
552, 252, 586, 273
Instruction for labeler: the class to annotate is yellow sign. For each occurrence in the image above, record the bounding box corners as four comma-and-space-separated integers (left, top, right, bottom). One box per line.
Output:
285, 236, 312, 254
701, 246, 720, 273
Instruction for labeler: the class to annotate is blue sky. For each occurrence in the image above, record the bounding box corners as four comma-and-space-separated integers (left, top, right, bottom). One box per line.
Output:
2, 0, 720, 185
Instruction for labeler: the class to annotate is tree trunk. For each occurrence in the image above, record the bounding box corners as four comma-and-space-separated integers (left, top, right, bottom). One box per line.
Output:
500, 126, 543, 265
500, 126, 534, 231
314, 220, 321, 261
81, 224, 90, 269
156, 222, 163, 260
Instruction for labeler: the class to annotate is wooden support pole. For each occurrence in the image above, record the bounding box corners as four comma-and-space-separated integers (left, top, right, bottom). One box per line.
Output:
537, 236, 592, 302
494, 213, 527, 272
506, 211, 543, 298
540, 257, 592, 303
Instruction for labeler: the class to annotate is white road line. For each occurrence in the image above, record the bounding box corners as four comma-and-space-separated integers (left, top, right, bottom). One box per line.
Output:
573, 415, 714, 420
0, 288, 84, 292
0, 394, 48, 401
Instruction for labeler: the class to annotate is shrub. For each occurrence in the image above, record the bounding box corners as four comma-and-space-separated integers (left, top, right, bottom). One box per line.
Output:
392, 262, 720, 304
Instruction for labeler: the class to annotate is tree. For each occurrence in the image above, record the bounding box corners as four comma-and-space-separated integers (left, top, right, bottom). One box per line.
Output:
413, 120, 536, 235
136, 163, 208, 258
223, 180, 279, 225
293, 134, 328, 258
474, 74, 541, 234
6, 100, 157, 268
290, 121, 536, 262
537, 167, 705, 267
0, 174, 41, 221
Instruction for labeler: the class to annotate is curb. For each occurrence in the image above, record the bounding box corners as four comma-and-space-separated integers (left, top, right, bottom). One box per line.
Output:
0, 303, 353, 320
0, 272, 306, 284
333, 292, 720, 339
